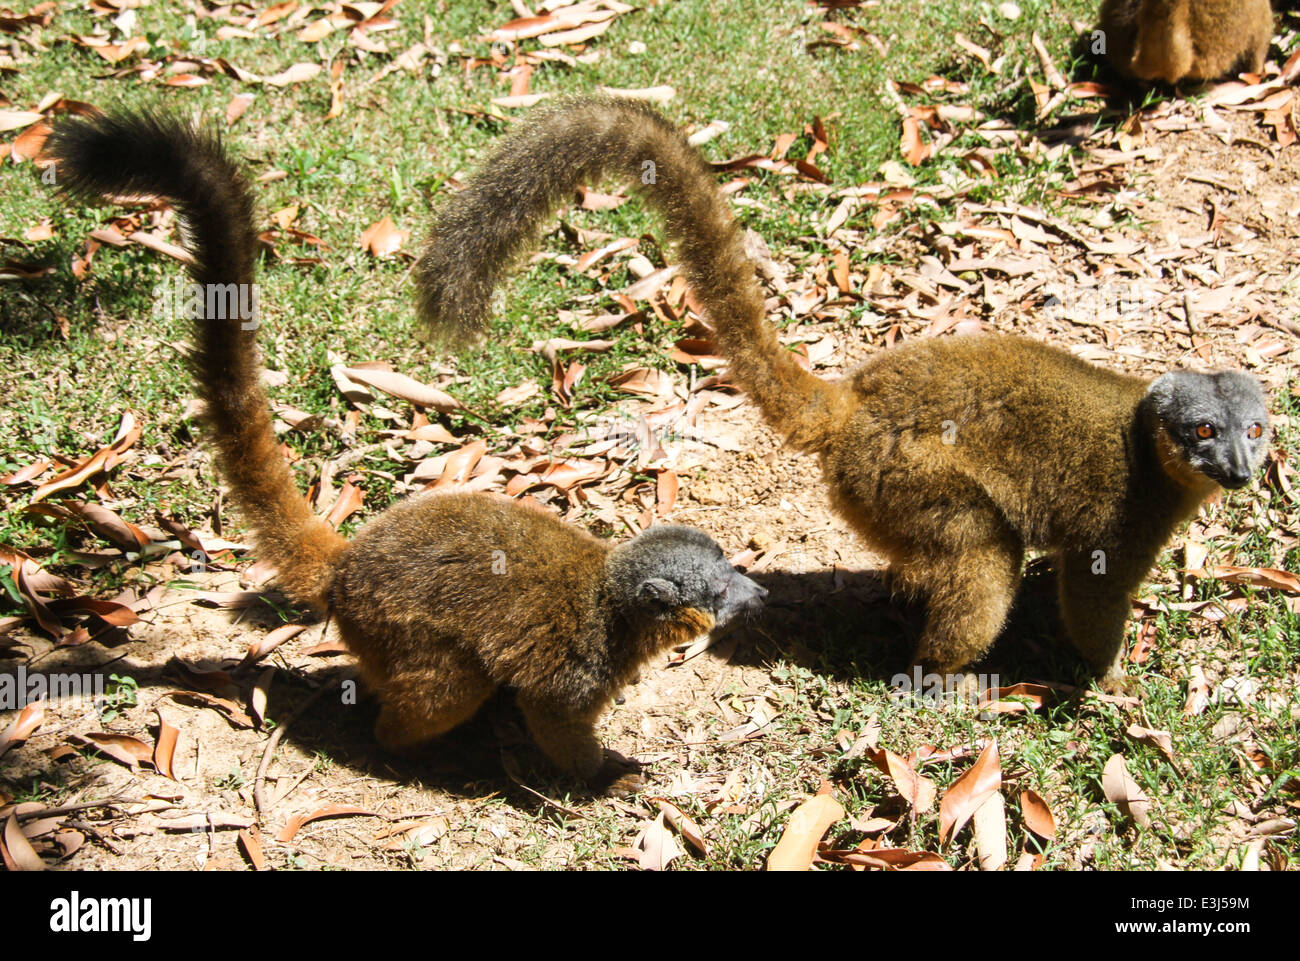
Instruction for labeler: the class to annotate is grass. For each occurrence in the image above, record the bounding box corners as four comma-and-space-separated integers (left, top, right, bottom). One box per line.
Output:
2, 0, 1297, 871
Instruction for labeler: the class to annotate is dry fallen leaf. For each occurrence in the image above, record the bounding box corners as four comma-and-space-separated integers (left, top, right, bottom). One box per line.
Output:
1199, 565, 1300, 594
938, 738, 1001, 845
1102, 753, 1152, 829
264, 62, 322, 87
152, 711, 179, 780
634, 810, 684, 871
2, 812, 45, 871
1019, 789, 1056, 841
0, 698, 46, 757
340, 366, 461, 412
358, 216, 408, 257
275, 804, 379, 843
1125, 724, 1176, 763
767, 792, 845, 870
866, 748, 937, 814
972, 790, 1007, 871
653, 798, 709, 856
239, 825, 266, 870
243, 623, 308, 665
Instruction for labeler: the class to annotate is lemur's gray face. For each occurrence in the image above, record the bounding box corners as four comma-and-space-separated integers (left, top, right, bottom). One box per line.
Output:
615, 526, 767, 627
1147, 371, 1269, 490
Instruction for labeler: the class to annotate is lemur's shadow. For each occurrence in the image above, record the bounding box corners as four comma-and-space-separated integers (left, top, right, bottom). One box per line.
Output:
733, 560, 1102, 690
0, 228, 255, 343
2, 560, 1108, 811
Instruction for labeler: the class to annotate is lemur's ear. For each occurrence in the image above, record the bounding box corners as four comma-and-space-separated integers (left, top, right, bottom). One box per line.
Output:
636, 578, 680, 609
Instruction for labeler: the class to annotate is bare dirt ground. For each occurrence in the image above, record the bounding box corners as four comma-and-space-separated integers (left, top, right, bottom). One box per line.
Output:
3, 90, 1297, 870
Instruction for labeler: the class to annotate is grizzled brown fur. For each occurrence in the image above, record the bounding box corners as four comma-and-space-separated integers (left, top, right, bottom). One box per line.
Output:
44, 110, 764, 783
416, 97, 1270, 691
1098, 0, 1273, 84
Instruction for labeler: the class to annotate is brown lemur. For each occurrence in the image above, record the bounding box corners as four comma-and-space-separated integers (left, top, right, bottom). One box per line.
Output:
42, 109, 766, 785
412, 96, 1270, 691
1097, 0, 1273, 84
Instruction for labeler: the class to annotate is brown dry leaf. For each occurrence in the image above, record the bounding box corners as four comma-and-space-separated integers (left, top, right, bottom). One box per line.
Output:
95, 36, 148, 63
62, 501, 151, 552
1101, 753, 1152, 828
1020, 789, 1057, 841
1200, 565, 1300, 594
243, 623, 308, 664
358, 216, 407, 257
226, 92, 255, 125
767, 793, 845, 870
1126, 724, 1176, 763
976, 681, 1052, 714
275, 804, 379, 843
302, 639, 349, 657
434, 440, 488, 488
1, 460, 52, 485
653, 798, 709, 856
325, 480, 365, 527
900, 114, 930, 165
2, 813, 45, 871
13, 561, 64, 637
12, 120, 52, 162
270, 205, 299, 230
608, 367, 675, 398
30, 447, 116, 502
326, 57, 346, 120
239, 825, 266, 870
540, 18, 615, 47
655, 469, 678, 515
938, 738, 1001, 844
633, 810, 683, 871
160, 691, 256, 729
167, 658, 237, 698
0, 699, 45, 758
831, 249, 851, 293
298, 18, 334, 42
340, 366, 462, 412
972, 790, 1007, 871
264, 62, 322, 87
1184, 665, 1211, 716
152, 712, 179, 780
0, 108, 44, 131
867, 747, 937, 813
73, 732, 153, 770
578, 186, 627, 211
249, 667, 274, 729
256, 0, 299, 26
838, 846, 951, 871
573, 236, 638, 273
495, 379, 541, 407
47, 596, 140, 627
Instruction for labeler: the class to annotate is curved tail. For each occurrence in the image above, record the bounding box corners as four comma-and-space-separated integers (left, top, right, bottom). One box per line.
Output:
415, 97, 847, 452
44, 111, 345, 609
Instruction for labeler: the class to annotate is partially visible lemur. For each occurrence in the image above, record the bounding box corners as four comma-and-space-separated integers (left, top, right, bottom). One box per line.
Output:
1098, 0, 1273, 84
414, 97, 1270, 691
43, 110, 765, 786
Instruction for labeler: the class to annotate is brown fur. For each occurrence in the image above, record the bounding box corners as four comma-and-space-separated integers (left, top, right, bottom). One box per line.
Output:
44, 110, 763, 784
414, 98, 1269, 690
1099, 0, 1273, 83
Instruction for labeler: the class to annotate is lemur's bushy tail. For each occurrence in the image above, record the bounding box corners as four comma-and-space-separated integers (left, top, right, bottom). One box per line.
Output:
415, 97, 847, 452
44, 111, 345, 609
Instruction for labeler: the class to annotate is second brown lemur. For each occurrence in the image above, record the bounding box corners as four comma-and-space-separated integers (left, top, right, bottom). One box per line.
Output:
1097, 0, 1273, 84
413, 97, 1271, 691
43, 109, 766, 787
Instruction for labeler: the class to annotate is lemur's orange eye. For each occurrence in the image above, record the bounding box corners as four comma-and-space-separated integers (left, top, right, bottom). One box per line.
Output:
1196, 424, 1215, 440
1247, 423, 1263, 440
